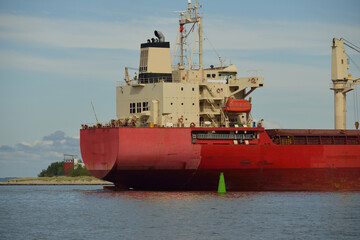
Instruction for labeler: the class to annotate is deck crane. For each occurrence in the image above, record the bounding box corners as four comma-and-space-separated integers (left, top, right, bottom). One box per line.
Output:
330, 38, 360, 130
124, 67, 138, 85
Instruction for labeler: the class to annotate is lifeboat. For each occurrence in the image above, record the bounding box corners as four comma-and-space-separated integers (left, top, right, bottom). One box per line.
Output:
222, 97, 251, 113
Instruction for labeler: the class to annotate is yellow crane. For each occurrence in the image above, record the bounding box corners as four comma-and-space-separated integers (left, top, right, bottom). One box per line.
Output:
124, 67, 138, 86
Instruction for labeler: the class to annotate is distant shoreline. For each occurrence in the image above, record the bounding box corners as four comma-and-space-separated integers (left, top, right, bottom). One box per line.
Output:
0, 176, 113, 185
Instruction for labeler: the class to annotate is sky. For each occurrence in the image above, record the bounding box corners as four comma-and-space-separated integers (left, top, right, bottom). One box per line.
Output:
0, 0, 359, 177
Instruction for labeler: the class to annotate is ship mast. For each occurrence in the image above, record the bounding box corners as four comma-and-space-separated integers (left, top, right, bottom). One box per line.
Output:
330, 38, 360, 130
173, 0, 203, 73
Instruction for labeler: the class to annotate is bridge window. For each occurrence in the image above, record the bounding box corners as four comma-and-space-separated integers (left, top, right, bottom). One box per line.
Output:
137, 102, 142, 113
130, 103, 135, 113
142, 102, 148, 111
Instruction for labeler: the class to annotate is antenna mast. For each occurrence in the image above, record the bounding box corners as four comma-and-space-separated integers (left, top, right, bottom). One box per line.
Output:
174, 0, 203, 72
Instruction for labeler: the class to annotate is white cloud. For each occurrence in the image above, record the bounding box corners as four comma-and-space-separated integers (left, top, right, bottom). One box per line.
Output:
0, 14, 176, 50
43, 141, 54, 145
1, 13, 359, 54
19, 141, 32, 146
203, 17, 360, 54
0, 131, 80, 177
0, 50, 123, 80
0, 13, 359, 81
49, 151, 63, 158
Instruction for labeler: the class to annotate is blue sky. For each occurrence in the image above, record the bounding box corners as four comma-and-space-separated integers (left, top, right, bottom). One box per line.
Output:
0, 0, 359, 177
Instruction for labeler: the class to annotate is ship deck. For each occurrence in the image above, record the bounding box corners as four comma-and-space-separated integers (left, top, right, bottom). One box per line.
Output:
266, 129, 360, 145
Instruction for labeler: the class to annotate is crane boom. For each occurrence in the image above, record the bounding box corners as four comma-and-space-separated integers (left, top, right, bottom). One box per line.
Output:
91, 101, 99, 124
124, 67, 130, 86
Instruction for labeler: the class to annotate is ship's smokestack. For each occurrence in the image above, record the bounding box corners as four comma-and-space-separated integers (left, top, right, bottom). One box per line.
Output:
139, 31, 172, 83
154, 30, 165, 42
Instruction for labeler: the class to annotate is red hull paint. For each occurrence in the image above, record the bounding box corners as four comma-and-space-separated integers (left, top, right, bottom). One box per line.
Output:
80, 127, 360, 190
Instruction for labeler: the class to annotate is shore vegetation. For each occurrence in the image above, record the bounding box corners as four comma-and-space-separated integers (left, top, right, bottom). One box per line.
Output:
38, 162, 92, 177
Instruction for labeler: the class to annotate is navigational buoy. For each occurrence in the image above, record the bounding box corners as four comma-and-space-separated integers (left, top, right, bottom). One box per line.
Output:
218, 172, 226, 194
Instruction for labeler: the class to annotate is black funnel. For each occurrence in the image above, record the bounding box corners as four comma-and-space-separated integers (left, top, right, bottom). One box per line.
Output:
154, 30, 165, 42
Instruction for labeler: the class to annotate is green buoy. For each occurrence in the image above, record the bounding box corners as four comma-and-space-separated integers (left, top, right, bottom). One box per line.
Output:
218, 172, 226, 193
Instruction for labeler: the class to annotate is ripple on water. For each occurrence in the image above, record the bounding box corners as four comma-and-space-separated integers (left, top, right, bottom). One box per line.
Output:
0, 186, 359, 240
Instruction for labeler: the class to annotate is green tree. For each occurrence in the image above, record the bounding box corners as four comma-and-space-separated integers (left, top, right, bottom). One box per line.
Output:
67, 165, 92, 177
38, 161, 64, 177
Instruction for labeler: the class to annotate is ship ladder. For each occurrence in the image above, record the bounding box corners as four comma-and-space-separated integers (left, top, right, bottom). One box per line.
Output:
220, 108, 230, 127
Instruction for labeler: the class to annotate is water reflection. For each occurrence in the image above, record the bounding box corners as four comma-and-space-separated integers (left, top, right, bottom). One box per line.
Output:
83, 189, 259, 202
83, 188, 360, 204
1, 186, 359, 240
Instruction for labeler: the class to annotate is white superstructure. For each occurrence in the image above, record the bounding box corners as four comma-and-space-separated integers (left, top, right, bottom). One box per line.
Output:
116, 1, 263, 128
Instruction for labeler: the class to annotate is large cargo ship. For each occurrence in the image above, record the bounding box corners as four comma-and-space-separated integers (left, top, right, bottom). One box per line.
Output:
80, 0, 360, 191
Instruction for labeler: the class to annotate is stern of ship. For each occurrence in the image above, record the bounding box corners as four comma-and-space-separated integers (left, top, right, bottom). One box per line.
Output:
80, 128, 119, 181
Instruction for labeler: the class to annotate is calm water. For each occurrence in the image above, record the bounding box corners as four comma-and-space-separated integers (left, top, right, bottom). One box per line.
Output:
0, 186, 359, 240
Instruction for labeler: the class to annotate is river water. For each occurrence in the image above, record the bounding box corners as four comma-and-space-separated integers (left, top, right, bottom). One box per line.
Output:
0, 186, 359, 240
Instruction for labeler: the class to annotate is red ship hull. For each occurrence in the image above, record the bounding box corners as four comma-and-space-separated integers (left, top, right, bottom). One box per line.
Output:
80, 127, 360, 191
